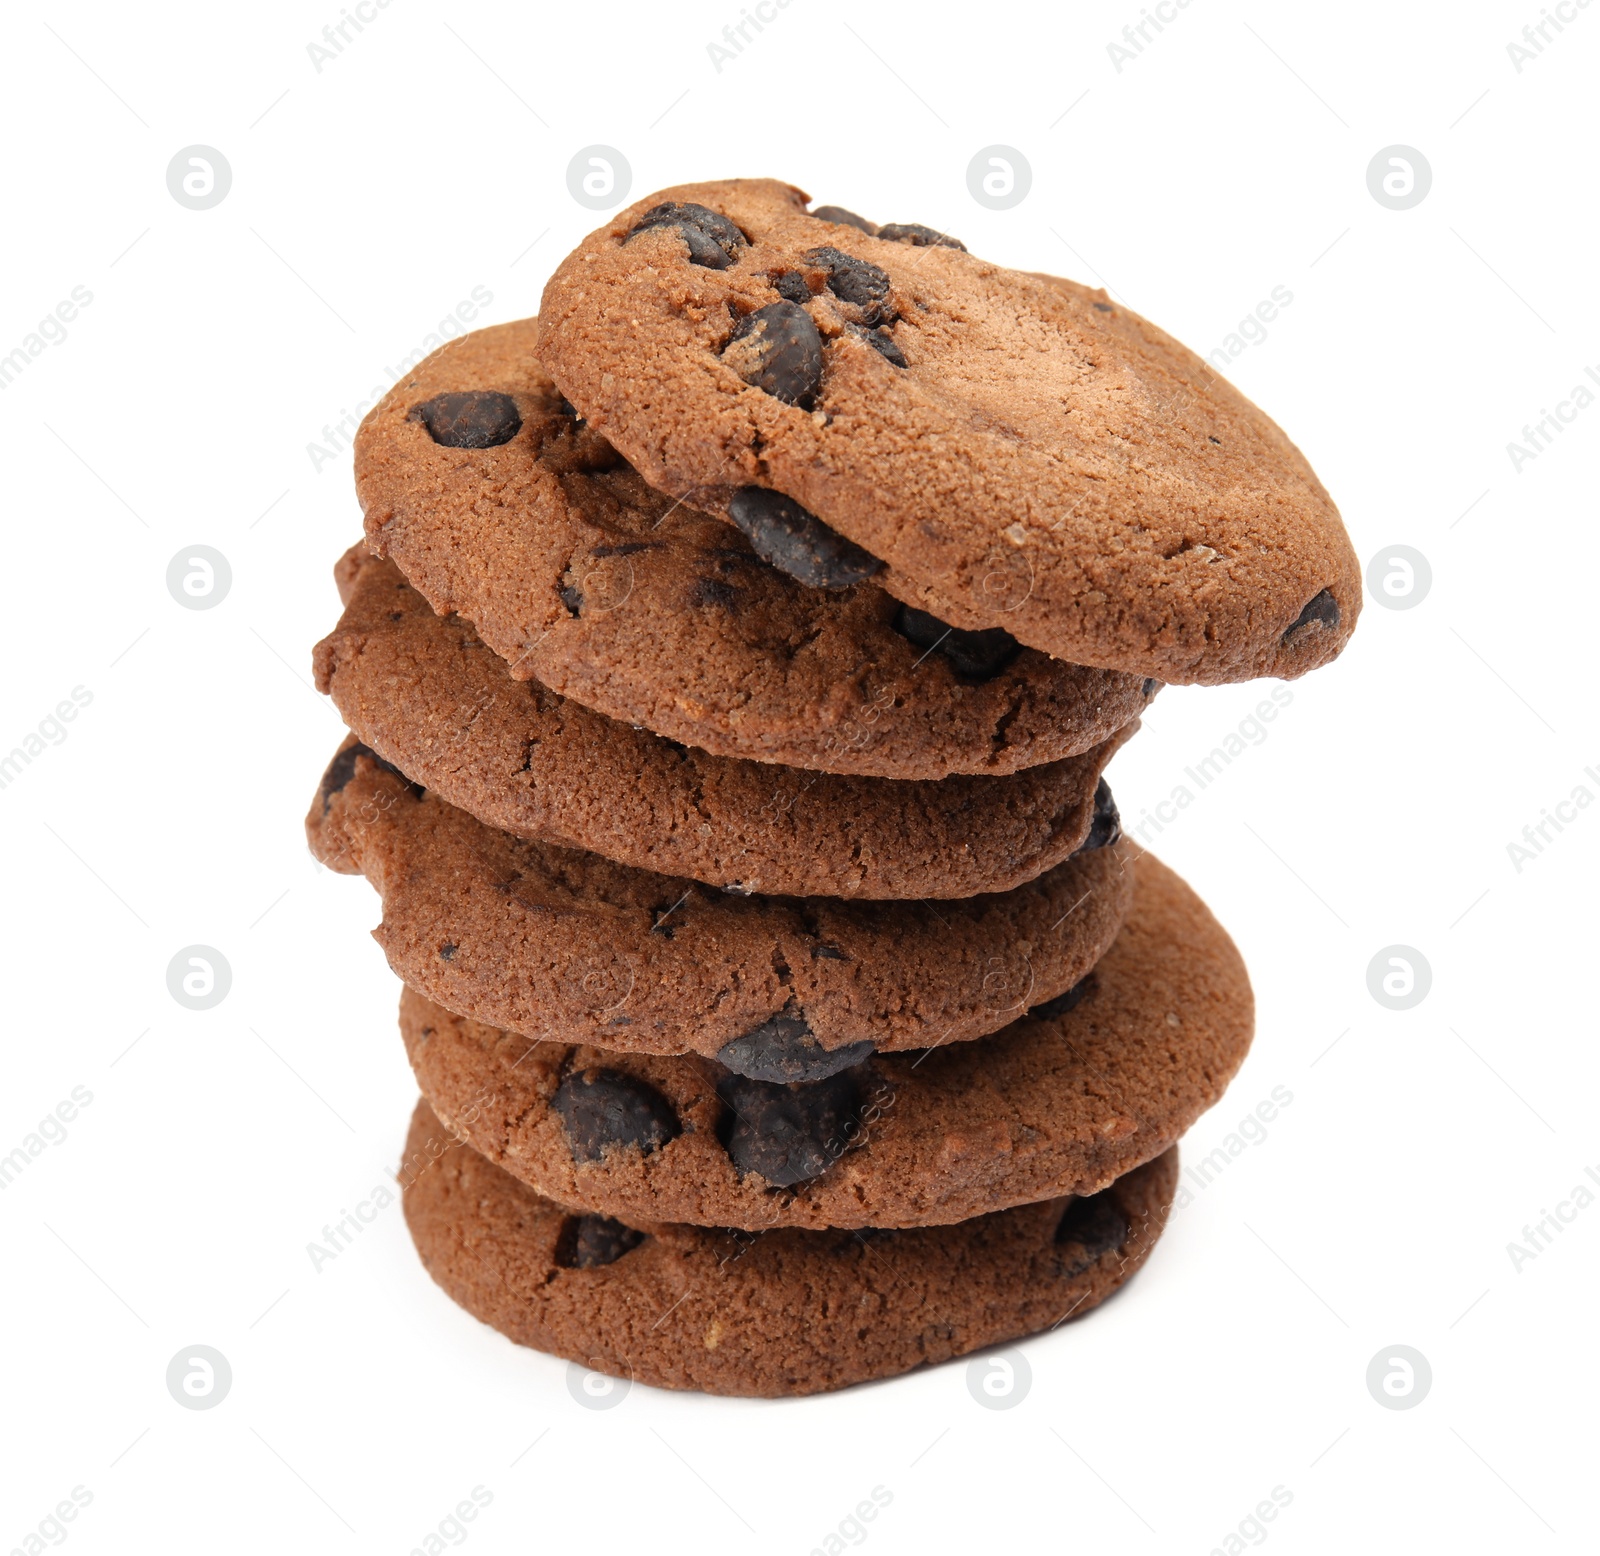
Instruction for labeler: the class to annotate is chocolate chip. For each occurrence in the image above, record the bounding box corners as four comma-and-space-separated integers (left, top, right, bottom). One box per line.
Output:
625, 201, 747, 269
1055, 1190, 1130, 1275
1208, 435, 1222, 445
717, 1009, 874, 1083
1283, 588, 1339, 640
1093, 302, 1114, 313
689, 577, 738, 610
559, 584, 583, 616
892, 606, 1020, 681
1077, 779, 1121, 853
721, 302, 823, 408
318, 742, 414, 812
810, 205, 876, 234
805, 246, 893, 325
727, 488, 883, 591
1029, 973, 1093, 1022
555, 1214, 646, 1270
717, 1070, 862, 1186
1141, 677, 1161, 700
407, 391, 522, 449
772, 271, 813, 304
811, 943, 848, 961
877, 222, 966, 251
849, 324, 908, 368
439, 943, 457, 962
552, 1071, 680, 1163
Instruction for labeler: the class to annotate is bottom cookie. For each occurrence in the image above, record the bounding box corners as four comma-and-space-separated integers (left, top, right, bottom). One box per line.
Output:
400, 1099, 1178, 1397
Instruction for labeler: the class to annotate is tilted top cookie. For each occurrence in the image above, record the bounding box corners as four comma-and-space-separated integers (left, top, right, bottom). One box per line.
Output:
537, 179, 1362, 685
353, 318, 1150, 778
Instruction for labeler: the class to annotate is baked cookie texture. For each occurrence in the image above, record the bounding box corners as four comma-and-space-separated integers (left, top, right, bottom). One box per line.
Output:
317, 546, 1137, 900
400, 1096, 1179, 1397
353, 317, 1153, 779
536, 179, 1362, 684
398, 849, 1252, 1229
305, 738, 1134, 1060
308, 173, 1347, 1396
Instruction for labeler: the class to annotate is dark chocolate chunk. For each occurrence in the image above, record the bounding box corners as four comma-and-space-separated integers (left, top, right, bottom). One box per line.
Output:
772, 271, 813, 304
1141, 677, 1161, 700
1028, 973, 1093, 1022
438, 943, 457, 962
722, 302, 823, 408
625, 201, 746, 269
559, 584, 583, 616
407, 391, 521, 449
877, 222, 966, 251
850, 324, 908, 368
1283, 588, 1340, 640
718, 1008, 874, 1084
1054, 1190, 1130, 1275
1076, 779, 1121, 853
810, 205, 876, 234
552, 1071, 680, 1163
892, 605, 1020, 681
318, 742, 414, 812
727, 488, 883, 590
689, 577, 738, 611
717, 1070, 863, 1186
805, 246, 893, 325
555, 1214, 646, 1270
1093, 302, 1114, 313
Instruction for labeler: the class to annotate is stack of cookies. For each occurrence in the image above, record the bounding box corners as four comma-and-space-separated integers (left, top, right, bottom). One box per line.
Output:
306, 179, 1359, 1397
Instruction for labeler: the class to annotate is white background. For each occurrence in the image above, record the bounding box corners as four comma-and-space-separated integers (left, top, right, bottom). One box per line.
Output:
2, 1, 1596, 1551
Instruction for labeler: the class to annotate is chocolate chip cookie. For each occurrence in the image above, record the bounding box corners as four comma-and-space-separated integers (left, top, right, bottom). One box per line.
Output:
306, 739, 1133, 1061
536, 179, 1362, 685
318, 546, 1135, 899
401, 1096, 1179, 1396
353, 317, 1153, 778
399, 849, 1251, 1228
